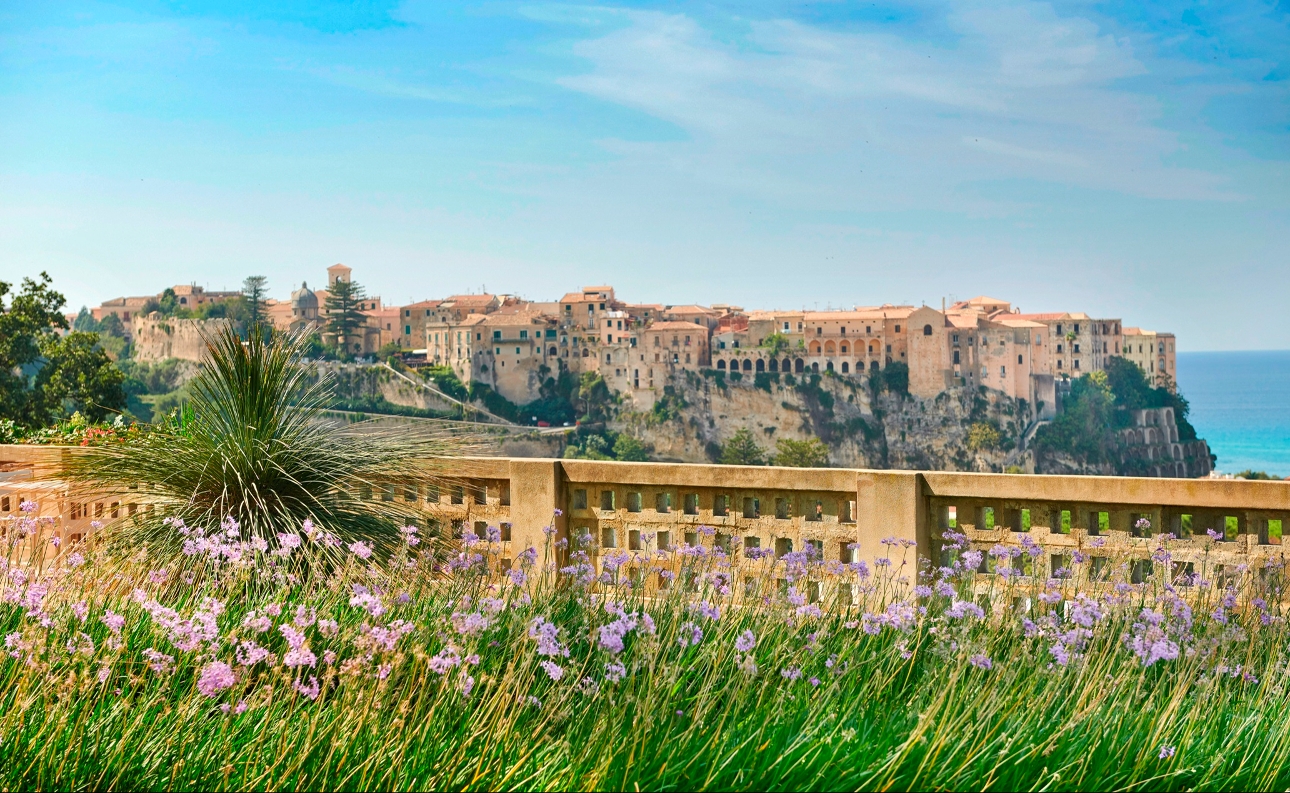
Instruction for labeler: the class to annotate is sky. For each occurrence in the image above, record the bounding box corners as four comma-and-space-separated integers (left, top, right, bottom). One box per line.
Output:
1, 1, 1287, 350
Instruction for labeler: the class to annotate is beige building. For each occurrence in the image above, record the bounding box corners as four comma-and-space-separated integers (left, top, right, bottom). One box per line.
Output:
1122, 328, 1177, 389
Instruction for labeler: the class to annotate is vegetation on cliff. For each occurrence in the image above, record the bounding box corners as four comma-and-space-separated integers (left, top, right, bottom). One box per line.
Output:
1032, 358, 1202, 470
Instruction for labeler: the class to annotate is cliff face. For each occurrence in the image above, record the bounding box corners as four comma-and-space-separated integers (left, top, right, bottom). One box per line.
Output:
612, 370, 1033, 472
130, 316, 232, 363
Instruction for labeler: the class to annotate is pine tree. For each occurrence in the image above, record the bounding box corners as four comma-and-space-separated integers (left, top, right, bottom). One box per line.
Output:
242, 275, 268, 331
720, 428, 766, 466
324, 278, 368, 357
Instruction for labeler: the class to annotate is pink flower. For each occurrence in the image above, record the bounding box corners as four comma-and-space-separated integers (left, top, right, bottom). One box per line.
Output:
72, 601, 88, 621
294, 676, 320, 701
348, 541, 373, 560
540, 660, 564, 681
197, 661, 236, 697
101, 610, 126, 635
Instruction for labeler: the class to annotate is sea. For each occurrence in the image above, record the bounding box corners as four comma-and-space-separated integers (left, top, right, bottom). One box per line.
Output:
1176, 350, 1290, 478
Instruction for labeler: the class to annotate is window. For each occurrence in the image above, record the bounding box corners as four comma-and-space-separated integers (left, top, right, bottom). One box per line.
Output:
923, 324, 933, 336
894, 325, 901, 333
572, 489, 587, 510
655, 492, 672, 513
493, 330, 501, 340
520, 330, 528, 339
404, 325, 411, 335
1017, 355, 1023, 364
713, 495, 729, 517
775, 498, 790, 519
742, 497, 760, 519
600, 490, 615, 510
1000, 366, 1006, 377
684, 493, 699, 515
806, 500, 823, 521
601, 527, 616, 549
627, 492, 642, 512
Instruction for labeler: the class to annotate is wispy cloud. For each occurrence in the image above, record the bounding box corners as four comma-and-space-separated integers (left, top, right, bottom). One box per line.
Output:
554, 2, 1240, 202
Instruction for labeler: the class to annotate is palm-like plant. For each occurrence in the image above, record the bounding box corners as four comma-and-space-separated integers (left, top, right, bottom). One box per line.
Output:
63, 324, 462, 558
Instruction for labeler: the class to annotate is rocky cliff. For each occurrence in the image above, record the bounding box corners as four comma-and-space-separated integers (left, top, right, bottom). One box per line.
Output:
612, 370, 1034, 472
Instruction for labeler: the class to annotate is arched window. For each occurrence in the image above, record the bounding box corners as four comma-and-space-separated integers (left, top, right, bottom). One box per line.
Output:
769, 359, 779, 372
923, 324, 933, 336
869, 360, 878, 371
742, 359, 752, 371
841, 362, 849, 373
717, 359, 726, 370
809, 341, 821, 355
826, 361, 834, 372
549, 346, 557, 356
605, 353, 611, 363
755, 359, 765, 372
582, 348, 589, 358
811, 362, 820, 373
824, 341, 835, 355
795, 358, 804, 373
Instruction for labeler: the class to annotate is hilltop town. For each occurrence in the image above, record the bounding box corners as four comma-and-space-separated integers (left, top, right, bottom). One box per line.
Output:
89, 263, 1206, 477
95, 263, 1179, 407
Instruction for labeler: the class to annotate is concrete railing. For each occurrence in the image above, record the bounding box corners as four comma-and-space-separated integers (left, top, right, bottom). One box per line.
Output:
4, 445, 1289, 588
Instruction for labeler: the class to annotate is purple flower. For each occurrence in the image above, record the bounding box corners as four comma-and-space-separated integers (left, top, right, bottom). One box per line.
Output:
968, 654, 992, 671
780, 666, 802, 681
540, 660, 564, 681
197, 661, 236, 697
604, 661, 627, 682
1159, 745, 1176, 759
734, 630, 756, 653
348, 541, 373, 560
693, 600, 721, 621
947, 600, 985, 620
677, 622, 703, 647
101, 610, 126, 635
294, 676, 321, 701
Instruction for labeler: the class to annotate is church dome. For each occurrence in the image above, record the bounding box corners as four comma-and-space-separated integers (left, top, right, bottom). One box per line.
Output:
291, 282, 318, 310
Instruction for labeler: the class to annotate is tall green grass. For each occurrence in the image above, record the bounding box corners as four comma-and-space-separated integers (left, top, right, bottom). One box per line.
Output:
2, 518, 1289, 791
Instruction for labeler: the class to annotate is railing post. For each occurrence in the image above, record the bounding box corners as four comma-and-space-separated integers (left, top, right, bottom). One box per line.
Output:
506, 459, 566, 569
855, 471, 926, 567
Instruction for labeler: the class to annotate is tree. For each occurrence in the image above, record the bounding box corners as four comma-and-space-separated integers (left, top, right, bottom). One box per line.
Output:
242, 275, 268, 330
761, 332, 790, 356
0, 273, 69, 423
32, 332, 126, 423
773, 437, 830, 468
324, 278, 368, 357
72, 307, 100, 333
0, 273, 127, 426
966, 422, 1001, 451
612, 434, 649, 462
576, 371, 613, 423
720, 428, 766, 466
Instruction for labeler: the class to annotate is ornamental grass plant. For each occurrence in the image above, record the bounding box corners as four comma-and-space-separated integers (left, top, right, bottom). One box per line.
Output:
3, 510, 1290, 791
59, 325, 462, 562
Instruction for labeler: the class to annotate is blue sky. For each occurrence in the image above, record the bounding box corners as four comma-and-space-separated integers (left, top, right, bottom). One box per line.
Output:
1, 1, 1287, 350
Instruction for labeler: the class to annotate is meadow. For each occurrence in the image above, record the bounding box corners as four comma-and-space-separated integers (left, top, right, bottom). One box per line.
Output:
3, 505, 1290, 792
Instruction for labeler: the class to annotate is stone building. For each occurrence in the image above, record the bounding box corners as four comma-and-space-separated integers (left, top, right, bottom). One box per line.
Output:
1122, 328, 1177, 389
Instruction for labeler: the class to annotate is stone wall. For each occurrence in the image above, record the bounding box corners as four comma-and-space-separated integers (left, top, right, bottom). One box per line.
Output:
130, 315, 231, 363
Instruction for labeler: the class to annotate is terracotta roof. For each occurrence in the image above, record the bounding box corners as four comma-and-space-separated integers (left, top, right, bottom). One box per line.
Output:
443, 294, 497, 306
646, 321, 709, 331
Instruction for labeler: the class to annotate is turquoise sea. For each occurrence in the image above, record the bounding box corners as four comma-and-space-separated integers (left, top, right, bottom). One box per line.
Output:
1176, 351, 1290, 478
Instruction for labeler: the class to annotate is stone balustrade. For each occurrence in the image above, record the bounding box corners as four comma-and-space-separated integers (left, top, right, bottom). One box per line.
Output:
3, 445, 1288, 591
